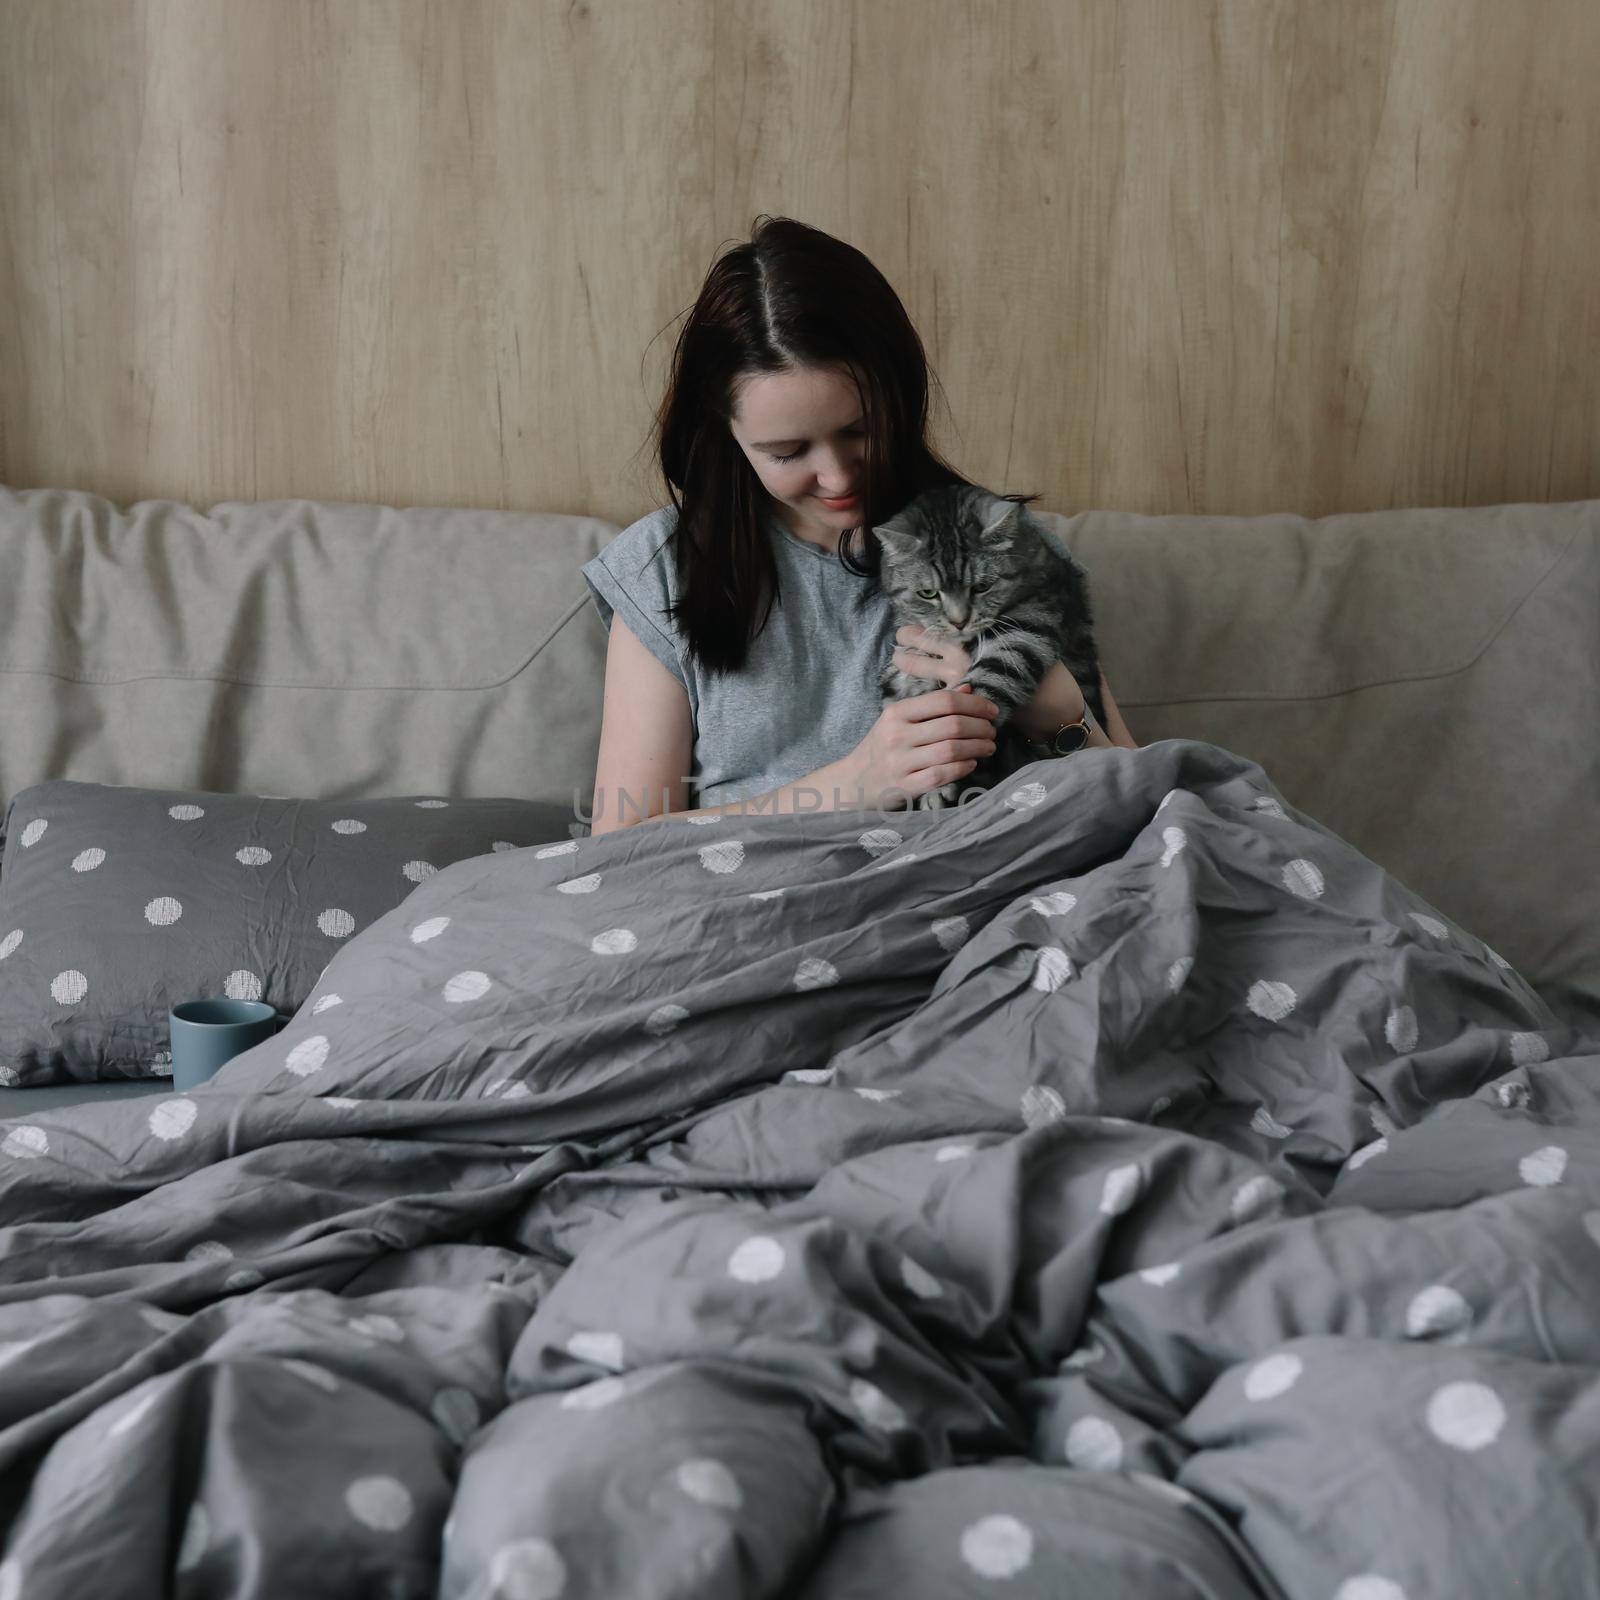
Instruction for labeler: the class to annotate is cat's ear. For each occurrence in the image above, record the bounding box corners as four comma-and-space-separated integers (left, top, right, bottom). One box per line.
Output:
871, 518, 921, 559
978, 498, 1023, 547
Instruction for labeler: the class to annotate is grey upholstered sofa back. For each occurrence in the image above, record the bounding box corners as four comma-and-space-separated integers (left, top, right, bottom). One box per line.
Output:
0, 487, 618, 812
3, 484, 1595, 1002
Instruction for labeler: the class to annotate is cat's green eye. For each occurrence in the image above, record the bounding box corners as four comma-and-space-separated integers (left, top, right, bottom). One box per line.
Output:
916, 588, 939, 601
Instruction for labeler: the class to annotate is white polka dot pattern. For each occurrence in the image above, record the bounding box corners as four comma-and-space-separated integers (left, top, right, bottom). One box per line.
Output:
20, 819, 47, 847
566, 1331, 624, 1371
591, 929, 638, 956
71, 848, 106, 873
1426, 1381, 1505, 1450
0, 931, 22, 961
960, 1514, 1034, 1578
443, 971, 492, 1004
411, 916, 451, 943
1347, 1137, 1389, 1170
1065, 1415, 1123, 1469
1030, 946, 1073, 991
785, 1066, 834, 1085
555, 873, 600, 895
167, 805, 205, 821
285, 1035, 331, 1076
1519, 1145, 1567, 1187
1246, 980, 1297, 1021
560, 1378, 625, 1411
644, 1003, 689, 1036
1250, 1106, 1293, 1139
345, 1476, 413, 1531
727, 1236, 786, 1283
224, 970, 263, 1002
1027, 891, 1077, 917
1243, 1352, 1303, 1400
317, 909, 356, 938
148, 1099, 198, 1142
1231, 1175, 1283, 1224
330, 819, 367, 835
675, 1458, 743, 1509
1385, 1006, 1419, 1052
698, 841, 744, 874
50, 970, 88, 1005
489, 1539, 567, 1600
1406, 1285, 1471, 1341
1281, 858, 1325, 898
1510, 1031, 1549, 1066
1098, 1163, 1142, 1216
144, 896, 183, 926
235, 845, 272, 866
794, 958, 838, 990
401, 860, 436, 883
848, 1378, 906, 1432
2, 1126, 48, 1160
1021, 1085, 1067, 1128
1335, 1579, 1408, 1600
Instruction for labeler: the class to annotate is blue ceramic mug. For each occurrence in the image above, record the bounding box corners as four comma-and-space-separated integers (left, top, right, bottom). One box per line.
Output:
168, 999, 285, 1091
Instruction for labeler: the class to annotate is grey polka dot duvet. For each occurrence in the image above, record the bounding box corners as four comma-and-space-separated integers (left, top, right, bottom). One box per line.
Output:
0, 738, 1595, 1599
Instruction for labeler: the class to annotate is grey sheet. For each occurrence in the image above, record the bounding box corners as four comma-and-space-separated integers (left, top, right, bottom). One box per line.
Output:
0, 737, 1595, 1599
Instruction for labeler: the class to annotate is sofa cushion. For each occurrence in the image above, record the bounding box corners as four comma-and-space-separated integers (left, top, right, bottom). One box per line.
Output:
0, 486, 619, 810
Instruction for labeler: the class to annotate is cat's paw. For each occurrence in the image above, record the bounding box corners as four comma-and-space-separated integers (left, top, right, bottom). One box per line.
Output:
913, 782, 963, 812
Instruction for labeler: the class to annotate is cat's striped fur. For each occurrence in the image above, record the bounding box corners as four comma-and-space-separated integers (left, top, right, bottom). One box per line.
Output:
872, 484, 1105, 806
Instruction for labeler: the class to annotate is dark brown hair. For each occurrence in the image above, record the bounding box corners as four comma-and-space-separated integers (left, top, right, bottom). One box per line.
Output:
646, 215, 1000, 674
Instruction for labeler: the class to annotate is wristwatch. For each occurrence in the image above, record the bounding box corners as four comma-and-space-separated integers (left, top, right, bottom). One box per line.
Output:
1026, 704, 1099, 758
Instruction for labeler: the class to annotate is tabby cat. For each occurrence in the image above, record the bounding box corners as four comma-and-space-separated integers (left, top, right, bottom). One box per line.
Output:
872, 484, 1105, 807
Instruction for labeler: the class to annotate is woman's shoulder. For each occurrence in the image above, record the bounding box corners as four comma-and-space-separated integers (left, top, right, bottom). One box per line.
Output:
587, 504, 680, 590
612, 503, 680, 556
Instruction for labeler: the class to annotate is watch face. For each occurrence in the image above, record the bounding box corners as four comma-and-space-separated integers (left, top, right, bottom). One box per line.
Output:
1053, 722, 1090, 754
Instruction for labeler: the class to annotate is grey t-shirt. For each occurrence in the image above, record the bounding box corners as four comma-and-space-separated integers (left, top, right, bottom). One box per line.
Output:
580, 504, 898, 809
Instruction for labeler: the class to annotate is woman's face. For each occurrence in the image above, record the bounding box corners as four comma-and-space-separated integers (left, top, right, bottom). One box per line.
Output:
727, 364, 869, 543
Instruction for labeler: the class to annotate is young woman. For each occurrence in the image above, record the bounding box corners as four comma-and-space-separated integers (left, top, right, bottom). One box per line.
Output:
581, 216, 1137, 836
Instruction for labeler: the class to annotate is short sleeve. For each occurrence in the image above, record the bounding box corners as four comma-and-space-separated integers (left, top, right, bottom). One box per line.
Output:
580, 509, 690, 693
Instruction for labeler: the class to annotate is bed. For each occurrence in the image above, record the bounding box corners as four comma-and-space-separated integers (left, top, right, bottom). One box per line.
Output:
0, 483, 1596, 1598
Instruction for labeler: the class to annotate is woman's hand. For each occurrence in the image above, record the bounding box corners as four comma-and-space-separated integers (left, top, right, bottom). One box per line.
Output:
891, 626, 976, 688
829, 684, 999, 811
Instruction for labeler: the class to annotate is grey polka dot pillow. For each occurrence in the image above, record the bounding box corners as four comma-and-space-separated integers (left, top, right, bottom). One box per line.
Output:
0, 780, 579, 1087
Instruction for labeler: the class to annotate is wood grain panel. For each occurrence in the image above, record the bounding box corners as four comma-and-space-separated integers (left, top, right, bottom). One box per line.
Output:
1, 0, 1596, 520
